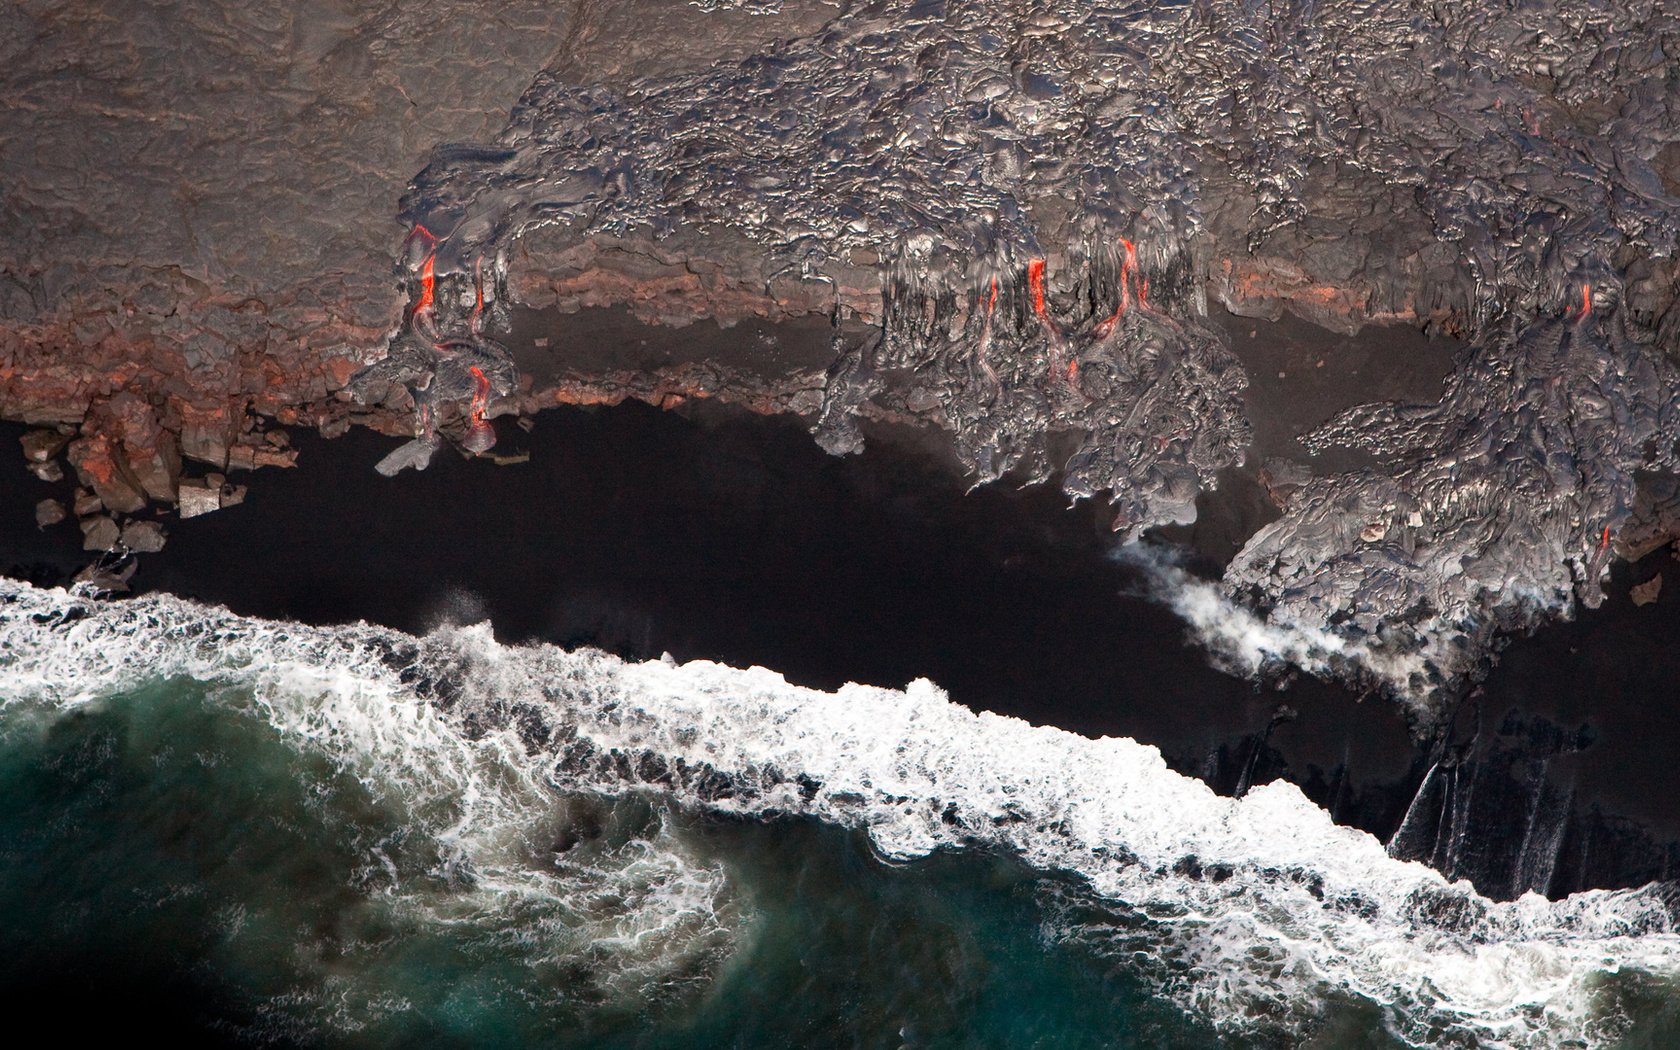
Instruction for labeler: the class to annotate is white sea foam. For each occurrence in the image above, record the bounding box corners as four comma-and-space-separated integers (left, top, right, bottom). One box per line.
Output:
0, 582, 740, 1022
2, 578, 1676, 1047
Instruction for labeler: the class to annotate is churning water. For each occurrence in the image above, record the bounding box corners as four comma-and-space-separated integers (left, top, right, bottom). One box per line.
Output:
6, 579, 1680, 1048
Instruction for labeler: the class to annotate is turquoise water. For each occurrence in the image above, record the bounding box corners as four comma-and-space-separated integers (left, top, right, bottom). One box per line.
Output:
5, 582, 1680, 1049
0, 677, 1221, 1048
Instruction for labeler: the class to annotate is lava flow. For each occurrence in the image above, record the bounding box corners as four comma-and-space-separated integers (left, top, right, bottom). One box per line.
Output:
403, 223, 439, 332
463, 364, 495, 453
1093, 238, 1148, 340
1026, 258, 1073, 383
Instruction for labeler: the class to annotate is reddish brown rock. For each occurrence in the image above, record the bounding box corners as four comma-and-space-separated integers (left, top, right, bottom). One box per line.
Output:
96, 392, 182, 502
72, 489, 103, 518
19, 428, 68, 463
177, 418, 235, 469
68, 433, 147, 515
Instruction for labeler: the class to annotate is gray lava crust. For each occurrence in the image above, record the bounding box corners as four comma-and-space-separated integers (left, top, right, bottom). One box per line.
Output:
355, 0, 1680, 707
5, 0, 1680, 710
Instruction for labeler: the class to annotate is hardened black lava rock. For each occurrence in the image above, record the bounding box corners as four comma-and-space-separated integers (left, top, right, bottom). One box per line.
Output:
374, 0, 1680, 705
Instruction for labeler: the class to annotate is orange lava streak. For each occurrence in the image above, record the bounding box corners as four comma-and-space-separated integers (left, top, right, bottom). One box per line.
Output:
1567, 282, 1592, 321
468, 364, 490, 425
987, 276, 999, 315
1027, 258, 1049, 318
416, 254, 436, 314
404, 223, 439, 252
470, 256, 486, 333
1600, 524, 1611, 550
1094, 238, 1147, 338
403, 224, 440, 327
1025, 259, 1073, 384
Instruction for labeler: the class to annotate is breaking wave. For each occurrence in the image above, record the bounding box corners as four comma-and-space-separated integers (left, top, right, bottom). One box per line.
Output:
3, 576, 1678, 1047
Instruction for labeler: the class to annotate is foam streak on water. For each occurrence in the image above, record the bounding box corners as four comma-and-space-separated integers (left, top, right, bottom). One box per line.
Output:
2, 578, 1676, 1048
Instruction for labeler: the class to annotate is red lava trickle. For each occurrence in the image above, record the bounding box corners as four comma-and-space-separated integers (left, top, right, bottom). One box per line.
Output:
1027, 258, 1048, 318
1093, 237, 1146, 338
469, 365, 490, 424
463, 363, 497, 454
403, 224, 440, 329
403, 223, 439, 253
1027, 258, 1070, 383
1567, 282, 1592, 321
416, 254, 436, 314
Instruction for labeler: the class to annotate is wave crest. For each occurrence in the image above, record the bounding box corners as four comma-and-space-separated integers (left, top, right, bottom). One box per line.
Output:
3, 579, 1677, 1047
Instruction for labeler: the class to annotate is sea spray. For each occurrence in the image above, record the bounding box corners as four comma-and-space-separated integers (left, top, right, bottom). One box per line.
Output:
3, 578, 1680, 1047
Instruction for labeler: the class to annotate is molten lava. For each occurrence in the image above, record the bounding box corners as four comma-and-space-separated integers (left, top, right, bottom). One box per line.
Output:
1028, 258, 1048, 319
463, 363, 496, 454
1026, 257, 1070, 383
1092, 237, 1148, 339
417, 255, 436, 314
471, 257, 486, 333
402, 224, 439, 327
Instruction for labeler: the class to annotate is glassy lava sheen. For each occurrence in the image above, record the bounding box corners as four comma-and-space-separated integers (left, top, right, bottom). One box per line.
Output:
344, 0, 1680, 708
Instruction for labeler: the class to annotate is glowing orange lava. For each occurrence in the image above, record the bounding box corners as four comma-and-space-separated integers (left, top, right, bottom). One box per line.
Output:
1026, 257, 1071, 383
468, 364, 490, 425
1028, 258, 1048, 318
416, 254, 436, 313
1093, 237, 1147, 339
403, 224, 440, 328
403, 223, 438, 252
1567, 282, 1592, 321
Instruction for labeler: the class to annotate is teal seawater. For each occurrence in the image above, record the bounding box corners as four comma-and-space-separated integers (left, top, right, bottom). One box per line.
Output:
5, 585, 1680, 1050
0, 676, 1229, 1048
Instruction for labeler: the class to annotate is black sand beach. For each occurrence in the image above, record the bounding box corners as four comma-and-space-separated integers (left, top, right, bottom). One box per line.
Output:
7, 351, 1680, 900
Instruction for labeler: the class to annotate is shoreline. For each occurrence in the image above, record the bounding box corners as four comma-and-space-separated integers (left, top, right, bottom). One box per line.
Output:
6, 386, 1680, 901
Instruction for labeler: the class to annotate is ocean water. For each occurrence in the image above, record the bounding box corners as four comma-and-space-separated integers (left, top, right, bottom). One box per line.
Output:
4, 578, 1680, 1049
